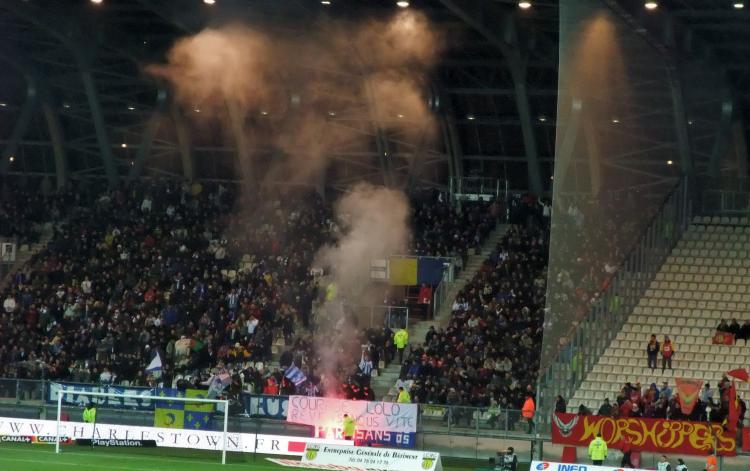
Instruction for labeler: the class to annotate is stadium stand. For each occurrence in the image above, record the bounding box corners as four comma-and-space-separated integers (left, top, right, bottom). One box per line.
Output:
570, 217, 750, 413
392, 200, 547, 418
0, 182, 498, 402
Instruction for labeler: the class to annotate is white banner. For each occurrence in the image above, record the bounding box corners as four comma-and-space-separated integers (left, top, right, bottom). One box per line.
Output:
302, 443, 442, 471
531, 461, 649, 471
287, 396, 418, 434
0, 416, 351, 456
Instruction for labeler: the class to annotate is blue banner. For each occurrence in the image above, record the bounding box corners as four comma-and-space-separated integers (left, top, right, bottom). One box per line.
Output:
244, 394, 289, 420
47, 382, 156, 411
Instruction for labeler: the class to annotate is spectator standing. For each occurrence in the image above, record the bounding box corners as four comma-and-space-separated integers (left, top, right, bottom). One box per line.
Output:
661, 336, 674, 372
555, 395, 567, 413
647, 335, 660, 371
706, 450, 717, 471
342, 414, 356, 441
675, 458, 688, 471
598, 398, 613, 416
522, 394, 535, 434
657, 455, 672, 471
396, 386, 411, 403
393, 328, 408, 363
619, 435, 633, 467
588, 433, 608, 465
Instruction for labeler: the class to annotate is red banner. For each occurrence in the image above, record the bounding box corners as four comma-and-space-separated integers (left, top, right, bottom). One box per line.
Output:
551, 412, 736, 456
713, 331, 735, 345
675, 377, 703, 415
743, 428, 750, 452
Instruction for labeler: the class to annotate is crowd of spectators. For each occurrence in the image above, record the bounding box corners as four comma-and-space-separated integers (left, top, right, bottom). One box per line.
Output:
716, 319, 750, 344
400, 209, 547, 422
0, 180, 496, 404
584, 378, 746, 428
543, 190, 661, 367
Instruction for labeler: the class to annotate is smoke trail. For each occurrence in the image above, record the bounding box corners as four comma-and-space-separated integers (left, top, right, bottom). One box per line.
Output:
312, 183, 411, 394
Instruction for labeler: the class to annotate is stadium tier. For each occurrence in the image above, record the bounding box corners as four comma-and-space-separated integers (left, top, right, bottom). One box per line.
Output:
571, 219, 750, 412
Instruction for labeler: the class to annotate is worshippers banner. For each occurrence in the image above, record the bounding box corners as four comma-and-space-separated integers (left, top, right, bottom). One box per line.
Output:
286, 396, 418, 448
153, 388, 214, 430
551, 412, 736, 456
675, 377, 703, 415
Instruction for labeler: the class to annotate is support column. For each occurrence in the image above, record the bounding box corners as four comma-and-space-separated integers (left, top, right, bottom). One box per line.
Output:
128, 88, 167, 181
582, 116, 603, 196
81, 69, 118, 186
510, 65, 544, 194
709, 99, 734, 178
40, 100, 68, 189
668, 71, 693, 176
553, 100, 583, 191
0, 85, 37, 173
172, 105, 194, 182
227, 102, 253, 182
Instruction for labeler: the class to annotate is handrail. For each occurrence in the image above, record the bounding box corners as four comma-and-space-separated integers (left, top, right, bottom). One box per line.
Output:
537, 177, 691, 431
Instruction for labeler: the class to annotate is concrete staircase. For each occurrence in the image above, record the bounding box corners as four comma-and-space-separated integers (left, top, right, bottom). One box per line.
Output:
375, 224, 510, 401
0, 223, 53, 290
372, 363, 403, 401
408, 224, 509, 344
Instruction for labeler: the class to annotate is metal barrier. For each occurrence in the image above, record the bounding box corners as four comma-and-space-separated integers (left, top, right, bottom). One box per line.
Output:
343, 304, 410, 330
537, 177, 692, 431
0, 378, 528, 440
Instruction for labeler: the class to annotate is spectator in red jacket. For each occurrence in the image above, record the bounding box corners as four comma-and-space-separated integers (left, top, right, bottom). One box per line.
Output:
661, 336, 674, 372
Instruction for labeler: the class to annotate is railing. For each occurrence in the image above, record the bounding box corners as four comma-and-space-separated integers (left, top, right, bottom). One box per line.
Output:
537, 177, 692, 431
340, 303, 410, 330
449, 177, 506, 202
697, 177, 750, 215
0, 378, 530, 441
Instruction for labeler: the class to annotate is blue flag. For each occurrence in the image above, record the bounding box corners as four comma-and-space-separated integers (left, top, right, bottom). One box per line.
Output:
284, 365, 307, 386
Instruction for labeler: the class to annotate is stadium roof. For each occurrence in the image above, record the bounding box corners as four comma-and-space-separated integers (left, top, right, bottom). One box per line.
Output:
0, 0, 748, 193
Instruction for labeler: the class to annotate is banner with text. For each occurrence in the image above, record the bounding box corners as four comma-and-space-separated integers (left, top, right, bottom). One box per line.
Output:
287, 396, 417, 449
0, 416, 351, 455
531, 461, 648, 471
47, 382, 156, 411
302, 443, 442, 471
551, 412, 736, 456
245, 394, 289, 420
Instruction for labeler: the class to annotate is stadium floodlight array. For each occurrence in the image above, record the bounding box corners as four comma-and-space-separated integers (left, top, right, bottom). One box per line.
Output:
54, 389, 230, 464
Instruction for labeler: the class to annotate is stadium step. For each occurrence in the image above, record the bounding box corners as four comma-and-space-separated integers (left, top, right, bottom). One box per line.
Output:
569, 221, 750, 413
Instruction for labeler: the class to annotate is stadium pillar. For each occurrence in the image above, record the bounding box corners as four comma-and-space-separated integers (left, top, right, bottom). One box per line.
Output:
439, 92, 463, 183
40, 99, 68, 189
129, 88, 167, 181
81, 68, 118, 186
668, 71, 694, 176
551, 99, 583, 190
172, 104, 194, 182
0, 83, 36, 174
227, 102, 254, 182
509, 64, 544, 195
582, 117, 602, 195
709, 99, 735, 179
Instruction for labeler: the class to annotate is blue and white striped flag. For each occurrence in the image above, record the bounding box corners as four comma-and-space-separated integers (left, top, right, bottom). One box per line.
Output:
284, 364, 307, 386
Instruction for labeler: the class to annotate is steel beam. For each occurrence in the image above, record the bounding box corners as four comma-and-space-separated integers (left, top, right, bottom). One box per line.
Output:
553, 100, 583, 192
0, 85, 36, 173
438, 0, 542, 193
709, 99, 735, 178
128, 88, 168, 180
668, 72, 694, 176
40, 99, 67, 189
172, 104, 194, 181
81, 69, 118, 186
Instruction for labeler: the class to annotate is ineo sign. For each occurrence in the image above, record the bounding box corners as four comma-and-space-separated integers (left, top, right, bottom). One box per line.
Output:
531, 462, 648, 471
